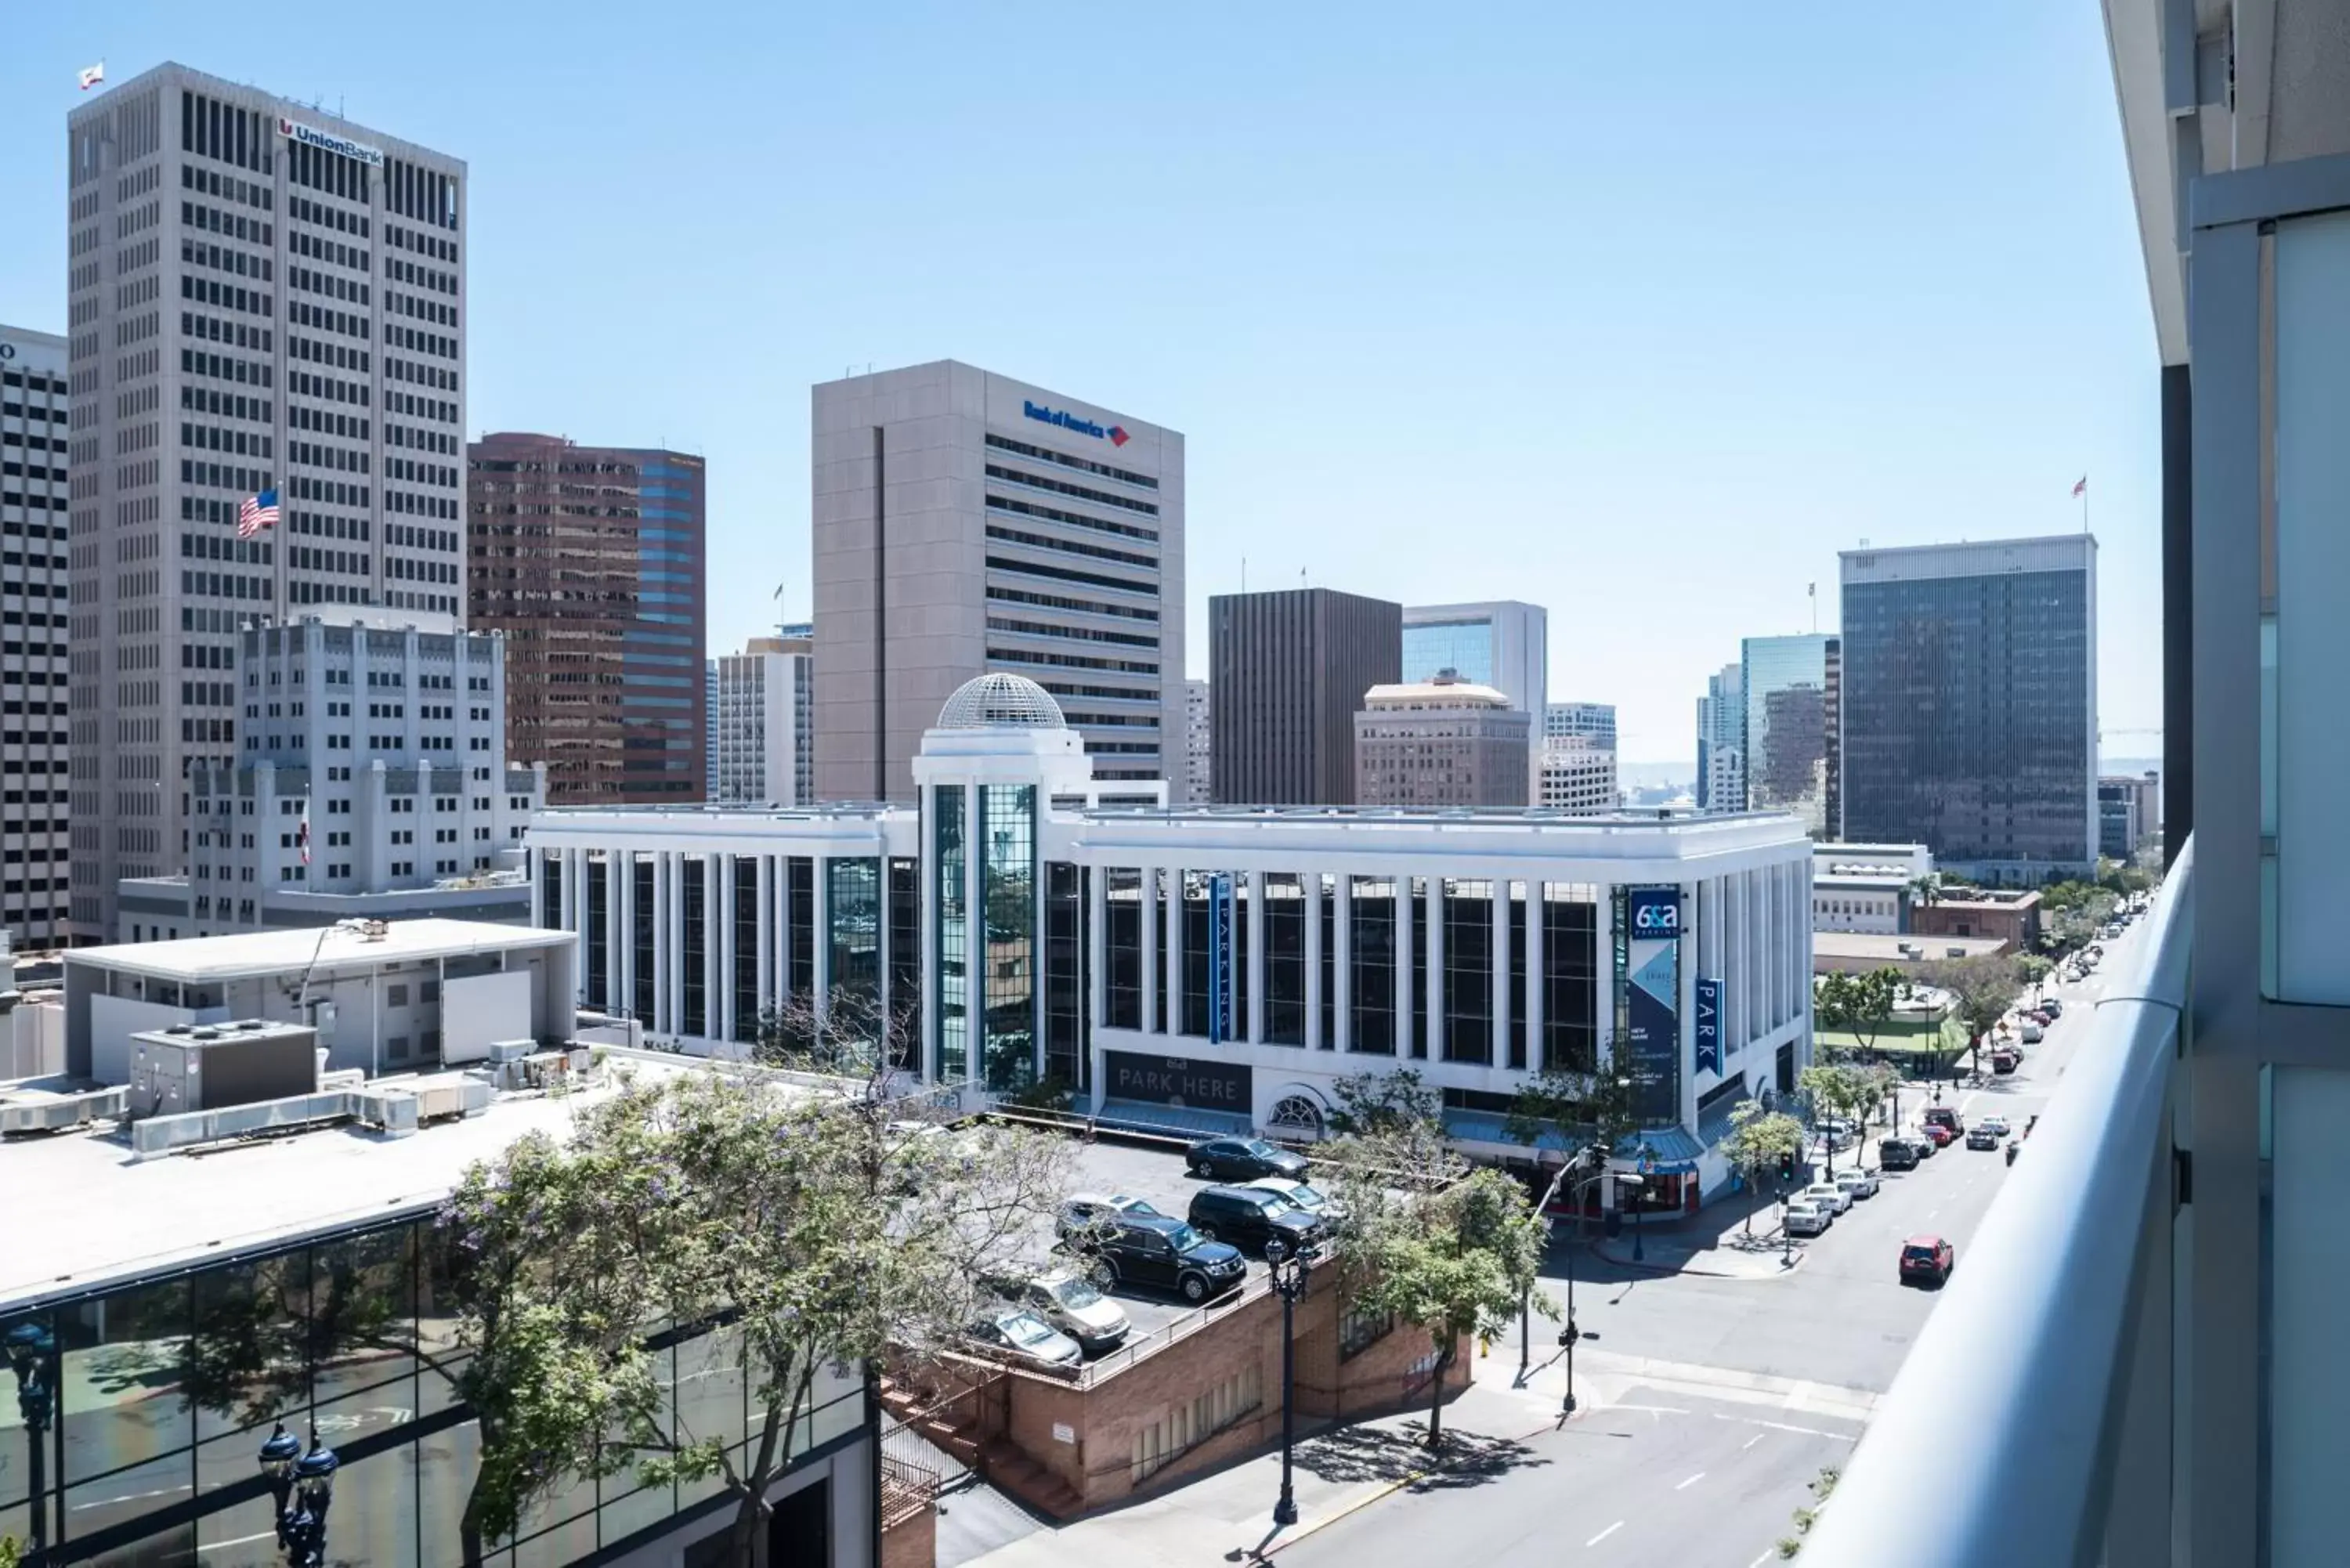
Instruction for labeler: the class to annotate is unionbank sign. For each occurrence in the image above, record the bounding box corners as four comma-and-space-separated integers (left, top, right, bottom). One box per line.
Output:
277, 116, 385, 168
1024, 399, 1130, 447
1619, 885, 1685, 1125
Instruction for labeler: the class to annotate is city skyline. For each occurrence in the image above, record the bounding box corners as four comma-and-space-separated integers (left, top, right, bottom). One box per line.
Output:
0, 5, 2164, 767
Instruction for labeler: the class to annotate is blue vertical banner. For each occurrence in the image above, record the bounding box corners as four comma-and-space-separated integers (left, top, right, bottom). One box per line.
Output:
1622, 886, 1683, 1125
1694, 977, 1723, 1076
1207, 873, 1235, 1044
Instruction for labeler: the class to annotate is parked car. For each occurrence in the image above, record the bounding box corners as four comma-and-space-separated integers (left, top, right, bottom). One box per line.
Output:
1801, 1180, 1851, 1216
1900, 1235, 1955, 1287
1055, 1192, 1165, 1242
1922, 1105, 1965, 1136
1878, 1137, 1922, 1171
1003, 1270, 1131, 1353
1911, 1125, 1943, 1155
1784, 1200, 1834, 1237
2026, 1010, 2052, 1027
1187, 1185, 1326, 1259
2020, 1022, 2045, 1044
1245, 1176, 1347, 1225
1185, 1136, 1308, 1182
1978, 1115, 2012, 1137
968, 1309, 1082, 1371
1074, 1214, 1247, 1303
1833, 1168, 1879, 1201
2042, 997, 2065, 1017
1965, 1126, 2001, 1151
1991, 1048, 2019, 1075
1918, 1122, 1954, 1148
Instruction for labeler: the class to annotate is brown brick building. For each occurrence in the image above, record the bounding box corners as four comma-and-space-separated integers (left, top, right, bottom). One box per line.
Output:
466, 432, 707, 804
1911, 887, 2043, 952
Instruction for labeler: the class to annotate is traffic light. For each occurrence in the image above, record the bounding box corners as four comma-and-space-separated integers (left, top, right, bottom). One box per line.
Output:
1777, 1149, 1797, 1182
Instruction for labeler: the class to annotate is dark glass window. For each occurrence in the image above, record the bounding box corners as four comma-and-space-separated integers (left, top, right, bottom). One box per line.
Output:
540, 851, 562, 930
732, 856, 759, 1043
787, 856, 814, 1000
1509, 881, 1528, 1071
631, 855, 655, 1024
1106, 868, 1142, 1029
584, 851, 607, 1002
1044, 862, 1085, 1089
1180, 873, 1209, 1039
1442, 879, 1492, 1065
1263, 873, 1305, 1045
1410, 877, 1429, 1058
681, 856, 707, 1036
827, 857, 880, 1009
979, 785, 1036, 1090
1542, 885, 1600, 1072
1348, 876, 1396, 1055
888, 857, 920, 1053
1318, 875, 1336, 1050
934, 789, 967, 1082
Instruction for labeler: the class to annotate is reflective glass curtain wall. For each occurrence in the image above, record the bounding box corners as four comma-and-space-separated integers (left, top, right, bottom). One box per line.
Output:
978, 785, 1036, 1090
826, 857, 880, 1009
1741, 634, 1838, 839
932, 790, 967, 1083
1043, 862, 1086, 1089
1105, 869, 1142, 1031
1348, 877, 1396, 1054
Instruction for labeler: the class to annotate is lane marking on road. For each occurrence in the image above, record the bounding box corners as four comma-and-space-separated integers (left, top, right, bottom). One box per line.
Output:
1749, 1553, 1776, 1568
1585, 1521, 1624, 1547
1675, 1472, 1705, 1490
1925, 1209, 1940, 1220
1715, 1414, 1859, 1440
1742, 1433, 1764, 1451
1608, 1403, 1690, 1416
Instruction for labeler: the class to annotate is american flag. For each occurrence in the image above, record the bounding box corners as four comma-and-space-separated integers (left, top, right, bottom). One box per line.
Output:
2072, 475, 2088, 498
237, 488, 280, 539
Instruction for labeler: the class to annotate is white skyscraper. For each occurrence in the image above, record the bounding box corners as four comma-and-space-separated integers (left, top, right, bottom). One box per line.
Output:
713, 631, 815, 806
1696, 661, 1744, 811
67, 63, 468, 940
0, 324, 73, 948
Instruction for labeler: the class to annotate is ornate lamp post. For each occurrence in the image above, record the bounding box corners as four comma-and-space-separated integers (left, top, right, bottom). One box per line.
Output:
1264, 1237, 1311, 1529
258, 1423, 338, 1567
5, 1320, 56, 1553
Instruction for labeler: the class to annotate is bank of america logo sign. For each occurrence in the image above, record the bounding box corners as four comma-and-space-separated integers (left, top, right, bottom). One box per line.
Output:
1108, 425, 1130, 447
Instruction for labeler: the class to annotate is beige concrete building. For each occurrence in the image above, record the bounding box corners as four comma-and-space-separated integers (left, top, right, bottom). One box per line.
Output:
1538, 737, 1618, 815
1354, 673, 1531, 807
811, 361, 1184, 803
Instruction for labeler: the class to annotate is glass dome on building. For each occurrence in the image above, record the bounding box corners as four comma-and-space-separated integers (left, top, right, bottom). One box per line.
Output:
937, 673, 1066, 730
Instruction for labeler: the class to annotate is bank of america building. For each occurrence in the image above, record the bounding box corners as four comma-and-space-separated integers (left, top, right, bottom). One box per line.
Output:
526, 675, 1815, 1209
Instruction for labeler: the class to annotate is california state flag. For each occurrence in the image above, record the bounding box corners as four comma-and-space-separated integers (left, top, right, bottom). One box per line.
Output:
78, 61, 105, 91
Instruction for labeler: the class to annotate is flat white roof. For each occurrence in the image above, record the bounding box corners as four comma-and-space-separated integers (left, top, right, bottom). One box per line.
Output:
67, 918, 572, 983
0, 1057, 714, 1310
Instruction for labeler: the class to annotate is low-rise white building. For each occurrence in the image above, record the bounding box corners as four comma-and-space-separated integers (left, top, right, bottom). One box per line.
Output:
526, 673, 1817, 1209
118, 615, 545, 938
1810, 841, 1933, 934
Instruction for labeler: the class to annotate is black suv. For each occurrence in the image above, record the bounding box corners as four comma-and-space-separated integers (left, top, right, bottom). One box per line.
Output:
1075, 1215, 1247, 1303
1185, 1136, 1308, 1182
1187, 1186, 1325, 1259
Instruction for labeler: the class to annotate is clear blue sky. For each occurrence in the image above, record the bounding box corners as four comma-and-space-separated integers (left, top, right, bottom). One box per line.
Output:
0, 2, 2162, 768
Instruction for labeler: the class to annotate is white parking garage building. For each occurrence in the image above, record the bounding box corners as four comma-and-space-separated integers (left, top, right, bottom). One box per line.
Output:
526, 674, 1816, 1209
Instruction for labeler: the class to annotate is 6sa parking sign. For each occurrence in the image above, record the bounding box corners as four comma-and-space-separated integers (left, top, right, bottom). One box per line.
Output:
1627, 886, 1683, 939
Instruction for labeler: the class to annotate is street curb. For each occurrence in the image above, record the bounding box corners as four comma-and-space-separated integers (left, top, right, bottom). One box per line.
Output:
1589, 1239, 1807, 1280
1254, 1417, 1565, 1559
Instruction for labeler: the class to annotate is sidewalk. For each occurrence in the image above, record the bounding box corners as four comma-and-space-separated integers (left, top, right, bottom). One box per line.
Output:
1578, 1176, 1806, 1280
956, 1378, 1567, 1568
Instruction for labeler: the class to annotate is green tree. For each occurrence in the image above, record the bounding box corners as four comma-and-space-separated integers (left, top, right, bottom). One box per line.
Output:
1795, 1064, 1877, 1173
1919, 954, 2024, 1077
1813, 967, 1900, 1060
1907, 874, 1943, 911
1720, 1101, 1806, 1233
1321, 1138, 1550, 1451
1326, 1067, 1445, 1139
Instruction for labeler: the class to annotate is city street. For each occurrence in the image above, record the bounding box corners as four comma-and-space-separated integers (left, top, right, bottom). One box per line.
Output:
1274, 909, 2153, 1567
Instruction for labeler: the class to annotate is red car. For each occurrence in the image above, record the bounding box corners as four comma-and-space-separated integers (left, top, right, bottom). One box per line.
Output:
1900, 1235, 1955, 1287
1918, 1123, 1956, 1147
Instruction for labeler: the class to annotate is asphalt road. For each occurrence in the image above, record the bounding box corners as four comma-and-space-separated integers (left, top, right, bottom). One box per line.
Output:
1278, 908, 2157, 1568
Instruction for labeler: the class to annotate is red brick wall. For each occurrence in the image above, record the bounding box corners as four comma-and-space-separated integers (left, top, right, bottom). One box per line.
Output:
880, 1504, 934, 1568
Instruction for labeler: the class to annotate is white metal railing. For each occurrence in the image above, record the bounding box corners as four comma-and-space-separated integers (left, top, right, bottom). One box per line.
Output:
1802, 839, 2193, 1567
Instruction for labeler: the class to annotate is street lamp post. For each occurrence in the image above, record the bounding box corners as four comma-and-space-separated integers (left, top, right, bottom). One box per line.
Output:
5, 1320, 56, 1553
1264, 1237, 1311, 1530
259, 1424, 339, 1568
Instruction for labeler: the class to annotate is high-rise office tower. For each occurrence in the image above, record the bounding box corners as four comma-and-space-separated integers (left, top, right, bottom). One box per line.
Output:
712, 630, 814, 806
1212, 588, 1401, 805
811, 361, 1184, 802
1840, 536, 2098, 880
1543, 700, 1617, 751
1741, 633, 1841, 839
65, 63, 468, 941
1354, 673, 1531, 807
1538, 737, 1619, 814
1182, 676, 1210, 804
704, 659, 719, 799
1402, 602, 1547, 797
466, 433, 709, 805
0, 324, 74, 948
1695, 662, 1744, 811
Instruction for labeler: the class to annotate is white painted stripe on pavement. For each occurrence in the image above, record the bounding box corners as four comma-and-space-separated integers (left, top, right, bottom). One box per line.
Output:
1675, 1472, 1705, 1490
1585, 1521, 1624, 1547
1743, 1433, 1764, 1450
1608, 1402, 1690, 1415
1723, 1414, 1860, 1440
1749, 1553, 1776, 1568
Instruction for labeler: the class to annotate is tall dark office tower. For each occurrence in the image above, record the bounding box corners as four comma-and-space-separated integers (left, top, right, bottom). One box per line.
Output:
1839, 536, 2098, 881
1210, 588, 1401, 805
66, 63, 467, 940
0, 325, 73, 948
467, 433, 708, 804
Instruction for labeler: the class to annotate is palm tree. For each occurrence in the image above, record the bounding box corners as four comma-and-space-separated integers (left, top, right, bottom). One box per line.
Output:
1907, 873, 1943, 910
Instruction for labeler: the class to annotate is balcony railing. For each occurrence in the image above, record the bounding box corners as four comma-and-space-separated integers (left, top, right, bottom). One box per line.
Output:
1802, 837, 2193, 1567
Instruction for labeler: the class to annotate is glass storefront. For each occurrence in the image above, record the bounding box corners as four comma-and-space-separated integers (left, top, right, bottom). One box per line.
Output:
0, 1216, 866, 1568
